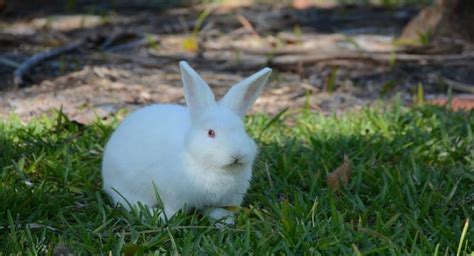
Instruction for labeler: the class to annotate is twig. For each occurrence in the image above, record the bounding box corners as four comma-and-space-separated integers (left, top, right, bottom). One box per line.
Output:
237, 15, 260, 37
204, 40, 474, 65
105, 35, 159, 52
204, 42, 310, 55
269, 51, 474, 70
0, 57, 20, 68
100, 31, 143, 50
441, 76, 474, 93
269, 51, 382, 69
14, 40, 84, 87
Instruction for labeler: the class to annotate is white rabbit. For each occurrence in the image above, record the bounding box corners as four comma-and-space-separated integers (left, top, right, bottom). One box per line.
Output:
102, 61, 272, 224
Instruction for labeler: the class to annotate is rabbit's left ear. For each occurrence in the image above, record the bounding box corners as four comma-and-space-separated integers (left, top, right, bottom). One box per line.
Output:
220, 67, 272, 117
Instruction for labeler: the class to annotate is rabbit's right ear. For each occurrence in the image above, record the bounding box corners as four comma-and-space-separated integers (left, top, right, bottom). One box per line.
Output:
179, 61, 216, 118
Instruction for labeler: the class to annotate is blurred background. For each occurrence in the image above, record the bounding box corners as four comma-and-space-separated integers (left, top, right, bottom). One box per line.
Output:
0, 0, 473, 123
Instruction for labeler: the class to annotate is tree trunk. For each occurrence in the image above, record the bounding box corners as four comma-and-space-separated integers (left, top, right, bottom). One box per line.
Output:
400, 0, 474, 46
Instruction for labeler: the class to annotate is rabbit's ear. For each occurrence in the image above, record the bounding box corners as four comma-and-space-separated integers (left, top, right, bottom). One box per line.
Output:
220, 67, 272, 117
179, 61, 216, 117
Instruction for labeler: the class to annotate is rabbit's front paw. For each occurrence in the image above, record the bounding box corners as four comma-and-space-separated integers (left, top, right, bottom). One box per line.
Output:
205, 207, 235, 227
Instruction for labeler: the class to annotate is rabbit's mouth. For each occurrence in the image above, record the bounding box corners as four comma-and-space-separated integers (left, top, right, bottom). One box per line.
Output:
225, 154, 249, 168
228, 162, 244, 167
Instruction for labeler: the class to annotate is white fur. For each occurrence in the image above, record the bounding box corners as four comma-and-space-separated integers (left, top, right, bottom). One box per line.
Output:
102, 61, 272, 223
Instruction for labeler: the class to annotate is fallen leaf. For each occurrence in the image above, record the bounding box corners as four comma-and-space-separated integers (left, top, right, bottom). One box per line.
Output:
182, 36, 198, 52
327, 154, 353, 191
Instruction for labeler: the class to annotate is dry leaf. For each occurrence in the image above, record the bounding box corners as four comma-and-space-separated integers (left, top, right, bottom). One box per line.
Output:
182, 36, 198, 52
327, 154, 353, 191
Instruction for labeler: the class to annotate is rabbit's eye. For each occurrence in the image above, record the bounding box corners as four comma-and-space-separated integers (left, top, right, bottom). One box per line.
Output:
208, 129, 216, 138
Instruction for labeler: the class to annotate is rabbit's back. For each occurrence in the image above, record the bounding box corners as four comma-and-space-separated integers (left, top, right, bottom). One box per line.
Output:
102, 104, 190, 207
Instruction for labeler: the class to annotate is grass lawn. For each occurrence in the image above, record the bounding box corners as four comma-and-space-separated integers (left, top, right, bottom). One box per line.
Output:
1, 103, 473, 254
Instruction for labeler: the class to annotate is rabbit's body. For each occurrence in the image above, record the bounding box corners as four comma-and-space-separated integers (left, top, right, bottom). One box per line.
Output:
103, 104, 252, 217
102, 61, 271, 223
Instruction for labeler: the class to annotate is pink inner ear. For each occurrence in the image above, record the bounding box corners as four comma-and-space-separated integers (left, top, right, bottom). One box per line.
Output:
219, 67, 271, 116
244, 84, 259, 102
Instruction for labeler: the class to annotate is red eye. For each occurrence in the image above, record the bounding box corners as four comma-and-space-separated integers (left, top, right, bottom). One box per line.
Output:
208, 129, 216, 138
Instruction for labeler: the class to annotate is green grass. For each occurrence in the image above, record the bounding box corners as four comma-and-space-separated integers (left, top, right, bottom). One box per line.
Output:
1, 104, 473, 254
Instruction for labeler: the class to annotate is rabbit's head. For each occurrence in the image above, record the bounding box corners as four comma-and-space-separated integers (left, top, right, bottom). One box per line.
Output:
179, 61, 272, 170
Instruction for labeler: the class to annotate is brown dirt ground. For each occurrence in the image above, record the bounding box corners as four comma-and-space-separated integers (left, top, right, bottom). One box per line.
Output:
1, 2, 472, 123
